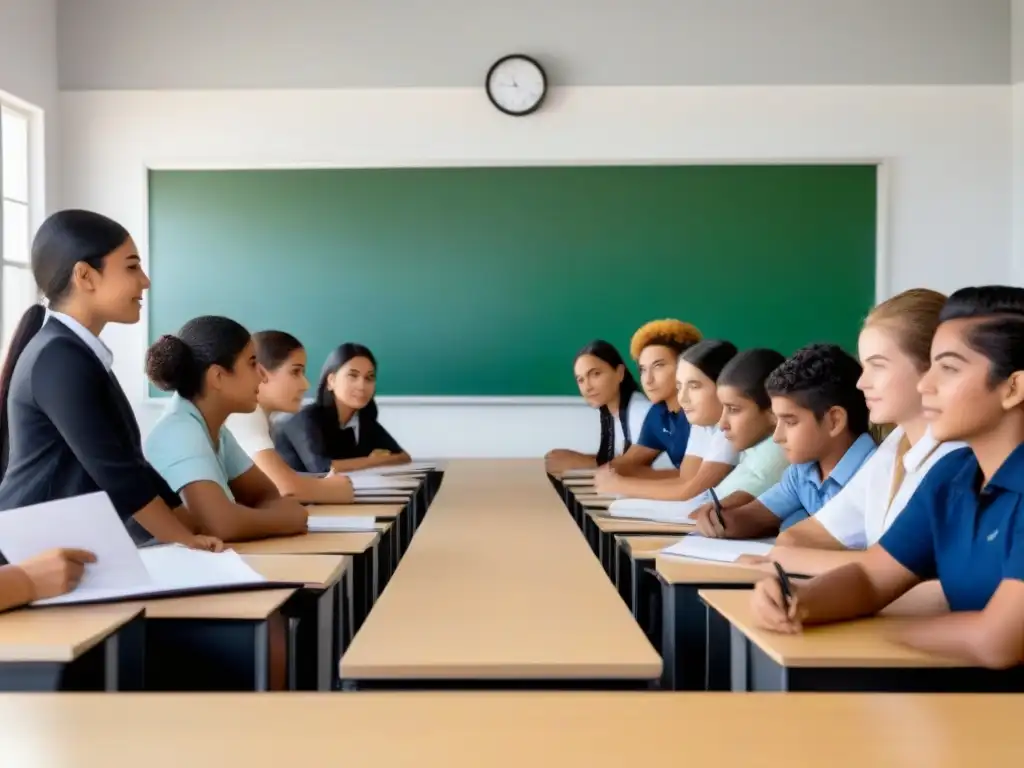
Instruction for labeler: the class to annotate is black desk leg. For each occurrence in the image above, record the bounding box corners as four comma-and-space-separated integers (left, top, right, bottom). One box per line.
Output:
616, 544, 632, 605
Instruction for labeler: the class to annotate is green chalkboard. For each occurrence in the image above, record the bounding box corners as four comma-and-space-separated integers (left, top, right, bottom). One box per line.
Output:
147, 165, 876, 396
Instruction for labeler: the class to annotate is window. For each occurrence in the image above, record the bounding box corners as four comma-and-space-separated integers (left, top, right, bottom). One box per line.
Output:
0, 102, 38, 359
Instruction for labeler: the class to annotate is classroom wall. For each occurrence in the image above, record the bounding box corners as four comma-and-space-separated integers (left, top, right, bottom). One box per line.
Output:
56, 1, 1016, 458
0, 0, 58, 212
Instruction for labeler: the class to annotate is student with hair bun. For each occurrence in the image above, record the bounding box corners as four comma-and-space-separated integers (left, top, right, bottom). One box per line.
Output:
596, 339, 740, 500
604, 318, 703, 478
143, 316, 309, 542
227, 331, 355, 503
545, 339, 651, 475
0, 210, 219, 552
750, 286, 1024, 669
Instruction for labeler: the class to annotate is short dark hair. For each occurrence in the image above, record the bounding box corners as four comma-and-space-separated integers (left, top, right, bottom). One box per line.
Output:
717, 348, 787, 410
938, 286, 1024, 386
681, 339, 738, 382
765, 343, 869, 434
146, 315, 252, 400
253, 330, 304, 371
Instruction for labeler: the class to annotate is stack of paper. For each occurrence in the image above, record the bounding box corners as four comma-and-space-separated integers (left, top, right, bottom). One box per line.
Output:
347, 473, 418, 491
307, 516, 377, 532
608, 496, 704, 523
0, 492, 286, 606
348, 462, 438, 476
660, 533, 776, 563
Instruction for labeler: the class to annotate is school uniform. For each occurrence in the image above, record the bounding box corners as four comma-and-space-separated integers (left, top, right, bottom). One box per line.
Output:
880, 444, 1024, 611
227, 405, 275, 458
813, 427, 965, 549
683, 424, 740, 466
273, 403, 405, 474
0, 312, 179, 544
611, 392, 652, 458
144, 394, 254, 499
712, 436, 790, 500
757, 432, 877, 532
636, 402, 691, 468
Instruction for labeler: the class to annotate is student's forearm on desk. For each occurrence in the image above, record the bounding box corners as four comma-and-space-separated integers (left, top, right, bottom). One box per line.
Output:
606, 464, 729, 501
133, 498, 202, 543
0, 565, 34, 612
329, 454, 408, 473
769, 545, 866, 577
796, 554, 920, 626
718, 502, 781, 539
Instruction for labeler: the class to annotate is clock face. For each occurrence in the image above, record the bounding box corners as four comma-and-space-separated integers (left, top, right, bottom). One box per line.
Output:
486, 55, 547, 116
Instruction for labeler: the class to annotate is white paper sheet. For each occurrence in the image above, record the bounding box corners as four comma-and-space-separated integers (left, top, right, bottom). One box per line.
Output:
608, 496, 705, 523
660, 533, 776, 563
347, 474, 419, 490
343, 462, 437, 477
354, 488, 412, 498
307, 516, 378, 532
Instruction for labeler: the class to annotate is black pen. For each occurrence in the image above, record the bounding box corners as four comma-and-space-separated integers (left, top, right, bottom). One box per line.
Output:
709, 487, 726, 531
773, 561, 793, 614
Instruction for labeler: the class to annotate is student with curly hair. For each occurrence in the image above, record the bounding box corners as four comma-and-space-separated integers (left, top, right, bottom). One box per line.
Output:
692, 343, 876, 538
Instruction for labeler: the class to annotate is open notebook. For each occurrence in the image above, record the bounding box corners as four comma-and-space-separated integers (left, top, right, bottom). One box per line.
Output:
0, 492, 294, 606
660, 533, 776, 563
608, 495, 706, 523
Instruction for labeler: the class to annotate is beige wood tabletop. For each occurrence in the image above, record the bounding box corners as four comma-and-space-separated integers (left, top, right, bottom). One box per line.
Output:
593, 514, 695, 534
562, 478, 596, 489
228, 531, 380, 556
656, 554, 773, 585
699, 587, 964, 668
618, 535, 684, 559
308, 503, 405, 519
340, 459, 661, 680
131, 589, 296, 621
0, 604, 143, 662
1, 692, 1020, 767
242, 554, 349, 589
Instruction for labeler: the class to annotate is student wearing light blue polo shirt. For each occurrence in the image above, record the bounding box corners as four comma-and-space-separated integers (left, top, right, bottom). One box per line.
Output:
694, 343, 875, 538
144, 315, 309, 542
749, 286, 1024, 670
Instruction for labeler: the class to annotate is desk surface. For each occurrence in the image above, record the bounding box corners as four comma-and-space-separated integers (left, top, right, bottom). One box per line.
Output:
0, 604, 143, 663
243, 554, 349, 589
341, 460, 661, 680
308, 503, 405, 520
700, 588, 963, 668
1, 692, 1020, 766
656, 554, 771, 585
619, 535, 684, 558
228, 531, 380, 556
593, 514, 694, 534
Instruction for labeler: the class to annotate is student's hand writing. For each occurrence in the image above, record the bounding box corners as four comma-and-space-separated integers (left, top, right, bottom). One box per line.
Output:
16, 548, 96, 600
691, 503, 726, 538
750, 576, 806, 634
187, 535, 224, 553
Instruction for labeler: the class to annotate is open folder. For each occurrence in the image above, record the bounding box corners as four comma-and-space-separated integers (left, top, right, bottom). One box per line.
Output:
607, 496, 705, 523
660, 533, 776, 563
0, 492, 295, 606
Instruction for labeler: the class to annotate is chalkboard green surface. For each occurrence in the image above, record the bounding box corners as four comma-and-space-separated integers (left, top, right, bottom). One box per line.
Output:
147, 165, 876, 397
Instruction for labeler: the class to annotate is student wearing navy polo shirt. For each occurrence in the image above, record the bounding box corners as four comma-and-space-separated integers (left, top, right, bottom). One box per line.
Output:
599, 319, 702, 480
750, 286, 1024, 670
692, 343, 875, 537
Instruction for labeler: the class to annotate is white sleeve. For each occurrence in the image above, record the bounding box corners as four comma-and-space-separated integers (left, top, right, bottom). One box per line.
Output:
702, 428, 739, 466
811, 457, 872, 549
226, 410, 275, 458
683, 425, 710, 458
627, 396, 652, 447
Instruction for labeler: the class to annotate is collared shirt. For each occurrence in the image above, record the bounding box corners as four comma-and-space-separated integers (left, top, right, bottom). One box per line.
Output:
880, 443, 1024, 612
341, 412, 361, 444
713, 436, 790, 500
144, 394, 254, 500
814, 426, 965, 548
636, 402, 692, 468
758, 432, 877, 531
45, 310, 114, 371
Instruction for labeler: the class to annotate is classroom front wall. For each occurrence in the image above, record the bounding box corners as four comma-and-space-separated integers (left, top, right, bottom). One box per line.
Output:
59, 85, 1011, 457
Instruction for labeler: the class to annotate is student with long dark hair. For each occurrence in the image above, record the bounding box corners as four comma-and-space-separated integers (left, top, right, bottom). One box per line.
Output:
0, 210, 219, 551
143, 316, 309, 542
750, 286, 1024, 669
227, 331, 355, 503
545, 339, 650, 475
274, 343, 412, 473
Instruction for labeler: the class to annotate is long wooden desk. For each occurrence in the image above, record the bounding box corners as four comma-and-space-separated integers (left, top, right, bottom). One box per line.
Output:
702, 587, 1024, 692
340, 460, 662, 688
2, 692, 1022, 764
0, 604, 143, 692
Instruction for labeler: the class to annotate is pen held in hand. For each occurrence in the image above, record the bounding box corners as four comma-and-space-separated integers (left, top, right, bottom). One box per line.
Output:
773, 560, 793, 614
709, 488, 726, 531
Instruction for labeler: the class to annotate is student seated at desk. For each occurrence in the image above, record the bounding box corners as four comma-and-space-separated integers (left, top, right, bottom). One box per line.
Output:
595, 339, 739, 499
227, 331, 355, 504
0, 548, 95, 611
760, 290, 963, 575
751, 286, 1024, 670
605, 319, 702, 479
692, 343, 876, 538
0, 210, 219, 552
144, 316, 309, 541
545, 340, 650, 475
274, 343, 412, 473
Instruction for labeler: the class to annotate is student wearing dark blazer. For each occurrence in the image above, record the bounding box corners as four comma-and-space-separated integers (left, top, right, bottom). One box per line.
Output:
0, 210, 220, 552
274, 343, 412, 474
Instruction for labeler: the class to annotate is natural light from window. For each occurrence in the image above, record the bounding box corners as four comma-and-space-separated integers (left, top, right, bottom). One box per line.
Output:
1, 104, 37, 360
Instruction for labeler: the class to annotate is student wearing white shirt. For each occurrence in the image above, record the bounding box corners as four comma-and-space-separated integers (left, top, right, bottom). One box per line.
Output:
595, 339, 740, 500
758, 288, 961, 575
545, 340, 651, 475
227, 331, 355, 504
